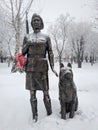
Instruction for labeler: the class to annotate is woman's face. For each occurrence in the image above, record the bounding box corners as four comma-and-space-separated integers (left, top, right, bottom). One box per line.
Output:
32, 16, 41, 30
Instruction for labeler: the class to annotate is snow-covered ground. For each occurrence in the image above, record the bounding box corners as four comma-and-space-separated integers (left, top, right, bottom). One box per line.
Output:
0, 62, 98, 130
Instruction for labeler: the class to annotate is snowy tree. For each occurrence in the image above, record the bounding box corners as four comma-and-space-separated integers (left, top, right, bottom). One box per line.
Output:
0, 7, 17, 62
48, 14, 73, 68
68, 22, 92, 68
0, 0, 34, 54
85, 30, 98, 65
0, 10, 9, 62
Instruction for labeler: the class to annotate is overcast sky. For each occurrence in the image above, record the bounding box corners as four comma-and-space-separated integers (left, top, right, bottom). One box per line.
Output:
31, 0, 93, 21
29, 0, 94, 31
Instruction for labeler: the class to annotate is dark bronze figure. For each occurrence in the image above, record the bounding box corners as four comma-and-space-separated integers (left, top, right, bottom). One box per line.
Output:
59, 63, 78, 119
22, 14, 58, 122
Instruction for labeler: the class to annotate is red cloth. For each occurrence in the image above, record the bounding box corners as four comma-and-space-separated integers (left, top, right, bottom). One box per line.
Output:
15, 53, 27, 69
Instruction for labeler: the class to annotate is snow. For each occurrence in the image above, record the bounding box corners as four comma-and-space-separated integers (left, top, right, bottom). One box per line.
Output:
0, 62, 98, 130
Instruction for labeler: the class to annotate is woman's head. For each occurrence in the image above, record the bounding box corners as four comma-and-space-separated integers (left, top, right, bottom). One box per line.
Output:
31, 13, 44, 31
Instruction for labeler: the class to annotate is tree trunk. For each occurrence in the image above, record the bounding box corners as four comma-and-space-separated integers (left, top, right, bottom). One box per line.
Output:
15, 32, 20, 54
15, 17, 21, 54
59, 55, 62, 69
77, 54, 82, 68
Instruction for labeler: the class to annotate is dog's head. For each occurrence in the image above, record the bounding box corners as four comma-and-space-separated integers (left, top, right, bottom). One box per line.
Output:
60, 66, 73, 81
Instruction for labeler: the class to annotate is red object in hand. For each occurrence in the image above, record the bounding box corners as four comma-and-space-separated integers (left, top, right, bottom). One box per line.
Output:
15, 53, 27, 69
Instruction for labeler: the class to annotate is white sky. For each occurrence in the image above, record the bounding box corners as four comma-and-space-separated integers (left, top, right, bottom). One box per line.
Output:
31, 0, 93, 24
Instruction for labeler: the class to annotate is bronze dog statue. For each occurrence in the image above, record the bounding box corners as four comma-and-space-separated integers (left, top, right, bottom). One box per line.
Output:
59, 63, 78, 119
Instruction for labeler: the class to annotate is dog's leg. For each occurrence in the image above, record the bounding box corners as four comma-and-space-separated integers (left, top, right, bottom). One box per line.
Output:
60, 99, 66, 119
69, 101, 75, 118
75, 97, 78, 111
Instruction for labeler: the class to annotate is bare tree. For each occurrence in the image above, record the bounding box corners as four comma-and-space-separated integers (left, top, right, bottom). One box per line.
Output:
0, 10, 10, 62
0, 0, 34, 54
85, 30, 98, 64
72, 36, 84, 68
68, 22, 91, 68
48, 14, 73, 68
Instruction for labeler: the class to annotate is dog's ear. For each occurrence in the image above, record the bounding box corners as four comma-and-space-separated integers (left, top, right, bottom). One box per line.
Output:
60, 63, 64, 68
67, 63, 72, 68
